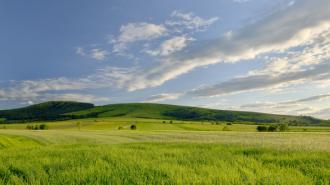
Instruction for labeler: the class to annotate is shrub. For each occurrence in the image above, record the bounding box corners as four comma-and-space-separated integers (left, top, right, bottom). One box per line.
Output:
26, 125, 33, 130
226, 122, 232, 125
222, 126, 231, 131
169, 120, 173, 124
39, 124, 48, 130
279, 124, 289, 132
257, 126, 268, 132
267, 125, 277, 132
162, 121, 166, 124
118, 126, 123, 130
130, 125, 137, 130
33, 125, 39, 130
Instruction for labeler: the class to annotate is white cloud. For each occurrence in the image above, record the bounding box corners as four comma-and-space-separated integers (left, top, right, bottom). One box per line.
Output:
311, 108, 330, 119
235, 94, 330, 119
43, 93, 110, 103
190, 27, 330, 96
113, 23, 167, 53
144, 36, 194, 56
76, 47, 109, 61
75, 47, 86, 56
146, 93, 183, 103
3, 1, 330, 107
90, 49, 109, 61
103, 0, 330, 92
166, 11, 219, 32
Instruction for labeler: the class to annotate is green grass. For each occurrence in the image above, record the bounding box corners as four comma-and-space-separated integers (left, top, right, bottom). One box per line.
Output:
0, 141, 329, 185
2, 117, 330, 132
0, 118, 330, 184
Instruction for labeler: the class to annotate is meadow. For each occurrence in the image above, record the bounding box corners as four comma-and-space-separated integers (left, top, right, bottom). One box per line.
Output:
0, 118, 330, 185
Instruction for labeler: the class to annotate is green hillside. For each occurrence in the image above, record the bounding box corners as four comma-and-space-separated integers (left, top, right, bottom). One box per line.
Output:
67, 103, 328, 126
0, 101, 94, 122
0, 101, 328, 126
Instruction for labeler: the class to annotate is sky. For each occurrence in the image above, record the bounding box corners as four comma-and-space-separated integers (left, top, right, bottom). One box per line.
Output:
0, 0, 330, 119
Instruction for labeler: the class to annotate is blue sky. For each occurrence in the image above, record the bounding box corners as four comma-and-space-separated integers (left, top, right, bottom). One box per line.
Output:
1, 0, 330, 119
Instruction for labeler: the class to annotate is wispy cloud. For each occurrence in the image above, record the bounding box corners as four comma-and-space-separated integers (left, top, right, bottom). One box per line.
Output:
76, 47, 109, 61
3, 1, 330, 107
75, 47, 86, 56
144, 35, 194, 56
190, 28, 330, 96
146, 93, 183, 103
90, 49, 109, 61
102, 0, 330, 92
233, 94, 330, 118
165, 11, 219, 32
112, 22, 167, 53
77, 11, 218, 61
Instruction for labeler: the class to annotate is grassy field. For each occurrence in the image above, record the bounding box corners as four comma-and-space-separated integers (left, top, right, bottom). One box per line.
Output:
1, 117, 330, 132
0, 118, 330, 185
0, 128, 330, 184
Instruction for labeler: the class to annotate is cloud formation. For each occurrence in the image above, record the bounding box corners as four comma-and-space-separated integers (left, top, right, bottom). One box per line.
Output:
235, 94, 330, 119
166, 11, 219, 32
3, 1, 330, 108
191, 26, 330, 96
103, 0, 330, 92
146, 93, 183, 103
113, 23, 167, 53
144, 36, 194, 56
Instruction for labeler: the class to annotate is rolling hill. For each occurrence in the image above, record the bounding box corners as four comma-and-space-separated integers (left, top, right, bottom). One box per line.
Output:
0, 101, 94, 122
0, 101, 328, 126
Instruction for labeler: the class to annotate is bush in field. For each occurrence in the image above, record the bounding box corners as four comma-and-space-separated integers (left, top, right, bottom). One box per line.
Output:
267, 125, 278, 132
222, 126, 231, 131
169, 120, 173, 124
162, 121, 166, 124
279, 124, 289, 132
257, 126, 268, 132
26, 124, 48, 130
118, 126, 123, 130
130, 125, 137, 130
226, 122, 232, 125
39, 124, 48, 130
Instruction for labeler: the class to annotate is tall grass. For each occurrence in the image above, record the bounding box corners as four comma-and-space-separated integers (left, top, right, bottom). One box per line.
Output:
0, 143, 329, 185
0, 129, 329, 184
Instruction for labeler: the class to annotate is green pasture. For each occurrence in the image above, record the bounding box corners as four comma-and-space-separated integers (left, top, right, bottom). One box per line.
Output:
0, 130, 329, 185
1, 118, 330, 132
0, 117, 330, 185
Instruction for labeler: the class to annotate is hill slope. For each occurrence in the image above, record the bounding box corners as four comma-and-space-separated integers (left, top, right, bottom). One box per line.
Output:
0, 101, 94, 122
0, 101, 328, 125
67, 103, 327, 126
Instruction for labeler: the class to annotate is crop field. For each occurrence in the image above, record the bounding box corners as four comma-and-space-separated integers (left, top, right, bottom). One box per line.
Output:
0, 119, 330, 185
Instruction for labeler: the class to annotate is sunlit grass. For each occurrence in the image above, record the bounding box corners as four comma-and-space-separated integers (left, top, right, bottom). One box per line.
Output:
0, 142, 329, 185
0, 118, 330, 184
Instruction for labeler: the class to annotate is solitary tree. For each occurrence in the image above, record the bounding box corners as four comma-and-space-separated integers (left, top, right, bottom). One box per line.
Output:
257, 126, 268, 132
130, 125, 137, 130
